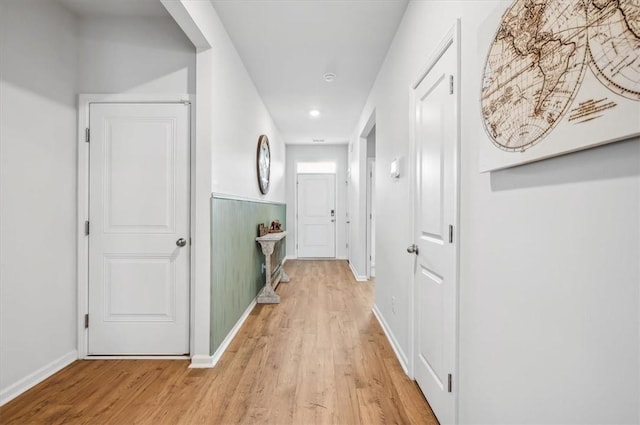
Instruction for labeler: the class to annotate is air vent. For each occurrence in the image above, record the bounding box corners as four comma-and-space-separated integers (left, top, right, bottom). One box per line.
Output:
312, 139, 325, 143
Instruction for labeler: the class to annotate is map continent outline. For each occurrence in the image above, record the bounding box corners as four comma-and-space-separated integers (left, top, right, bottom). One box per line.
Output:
481, 0, 640, 153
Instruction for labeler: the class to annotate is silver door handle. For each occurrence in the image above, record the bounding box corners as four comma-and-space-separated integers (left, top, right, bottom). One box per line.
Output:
406, 244, 418, 255
176, 238, 187, 247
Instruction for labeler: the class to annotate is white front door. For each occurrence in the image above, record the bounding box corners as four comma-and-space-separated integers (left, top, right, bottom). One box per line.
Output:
88, 103, 190, 355
297, 173, 336, 258
412, 35, 458, 424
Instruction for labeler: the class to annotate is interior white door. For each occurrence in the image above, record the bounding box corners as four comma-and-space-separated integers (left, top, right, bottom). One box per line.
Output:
88, 103, 190, 355
297, 173, 336, 258
412, 39, 458, 424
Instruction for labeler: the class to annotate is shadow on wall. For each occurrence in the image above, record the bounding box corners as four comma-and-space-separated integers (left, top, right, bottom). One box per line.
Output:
1, 12, 196, 105
491, 138, 640, 192
1, 0, 78, 109
77, 17, 196, 94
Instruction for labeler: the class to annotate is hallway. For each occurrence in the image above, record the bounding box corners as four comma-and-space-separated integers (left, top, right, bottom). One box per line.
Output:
0, 260, 436, 425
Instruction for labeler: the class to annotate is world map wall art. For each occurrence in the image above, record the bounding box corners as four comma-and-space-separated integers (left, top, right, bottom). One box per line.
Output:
479, 0, 640, 171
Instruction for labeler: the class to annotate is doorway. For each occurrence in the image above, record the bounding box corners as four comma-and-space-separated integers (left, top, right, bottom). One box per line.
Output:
82, 100, 191, 355
366, 126, 376, 279
296, 172, 337, 258
410, 22, 460, 424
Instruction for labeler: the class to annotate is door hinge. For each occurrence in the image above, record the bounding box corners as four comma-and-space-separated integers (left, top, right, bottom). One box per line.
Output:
448, 373, 452, 392
449, 75, 454, 95
85, 220, 90, 236
85, 128, 90, 143
189, 237, 192, 246
84, 314, 89, 329
448, 224, 454, 243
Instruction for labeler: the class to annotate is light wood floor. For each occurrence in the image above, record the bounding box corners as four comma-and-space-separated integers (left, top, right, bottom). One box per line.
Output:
0, 260, 437, 425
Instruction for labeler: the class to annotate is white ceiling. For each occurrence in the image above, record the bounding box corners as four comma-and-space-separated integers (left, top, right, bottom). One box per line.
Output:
57, 0, 408, 145
211, 0, 408, 145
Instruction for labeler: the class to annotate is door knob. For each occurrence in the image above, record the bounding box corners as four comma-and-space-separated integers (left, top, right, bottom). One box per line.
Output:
176, 238, 187, 247
406, 244, 418, 255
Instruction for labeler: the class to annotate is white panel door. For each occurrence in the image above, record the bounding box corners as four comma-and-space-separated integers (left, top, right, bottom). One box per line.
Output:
297, 173, 336, 258
412, 39, 458, 424
88, 103, 190, 355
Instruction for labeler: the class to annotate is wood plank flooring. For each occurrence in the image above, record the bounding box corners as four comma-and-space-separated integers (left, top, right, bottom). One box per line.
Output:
0, 260, 437, 425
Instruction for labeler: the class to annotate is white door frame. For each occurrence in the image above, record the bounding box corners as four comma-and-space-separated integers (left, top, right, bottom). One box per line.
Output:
408, 20, 461, 422
355, 110, 376, 279
77, 93, 194, 359
366, 158, 375, 278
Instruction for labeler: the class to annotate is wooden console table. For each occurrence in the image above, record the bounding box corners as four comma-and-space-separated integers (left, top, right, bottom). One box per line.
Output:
255, 231, 290, 303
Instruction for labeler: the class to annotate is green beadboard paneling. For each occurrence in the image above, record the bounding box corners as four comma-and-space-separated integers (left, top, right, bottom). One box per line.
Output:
210, 196, 286, 355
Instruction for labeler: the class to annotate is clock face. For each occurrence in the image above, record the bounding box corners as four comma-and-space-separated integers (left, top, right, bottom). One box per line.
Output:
256, 135, 270, 194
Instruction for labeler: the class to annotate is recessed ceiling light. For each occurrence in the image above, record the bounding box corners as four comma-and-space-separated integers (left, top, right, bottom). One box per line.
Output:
309, 109, 321, 118
312, 138, 325, 143
323, 72, 336, 82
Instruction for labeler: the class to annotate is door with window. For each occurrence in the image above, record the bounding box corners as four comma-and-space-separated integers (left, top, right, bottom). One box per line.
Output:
297, 173, 336, 258
88, 102, 190, 355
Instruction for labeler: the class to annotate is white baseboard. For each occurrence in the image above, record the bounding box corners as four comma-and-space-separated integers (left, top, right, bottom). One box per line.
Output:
0, 350, 77, 406
188, 354, 215, 368
87, 355, 188, 360
190, 298, 257, 369
372, 304, 409, 375
287, 255, 350, 261
348, 261, 368, 281
210, 298, 257, 366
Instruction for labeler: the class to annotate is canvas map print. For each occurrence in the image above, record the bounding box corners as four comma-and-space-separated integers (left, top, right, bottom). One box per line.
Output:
479, 0, 640, 172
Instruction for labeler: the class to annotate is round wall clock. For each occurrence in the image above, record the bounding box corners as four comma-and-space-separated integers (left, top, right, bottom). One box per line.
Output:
256, 134, 271, 194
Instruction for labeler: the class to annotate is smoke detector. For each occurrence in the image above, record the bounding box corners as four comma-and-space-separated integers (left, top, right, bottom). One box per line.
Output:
323, 73, 336, 82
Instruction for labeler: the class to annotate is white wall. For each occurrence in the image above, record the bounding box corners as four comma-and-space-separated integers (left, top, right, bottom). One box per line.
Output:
207, 10, 286, 203
285, 144, 348, 259
352, 1, 640, 423
161, 0, 286, 365
78, 16, 195, 95
168, 1, 286, 203
0, 0, 79, 404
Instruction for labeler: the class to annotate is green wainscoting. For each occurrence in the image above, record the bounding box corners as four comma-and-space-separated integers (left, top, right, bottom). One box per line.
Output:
210, 195, 286, 355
